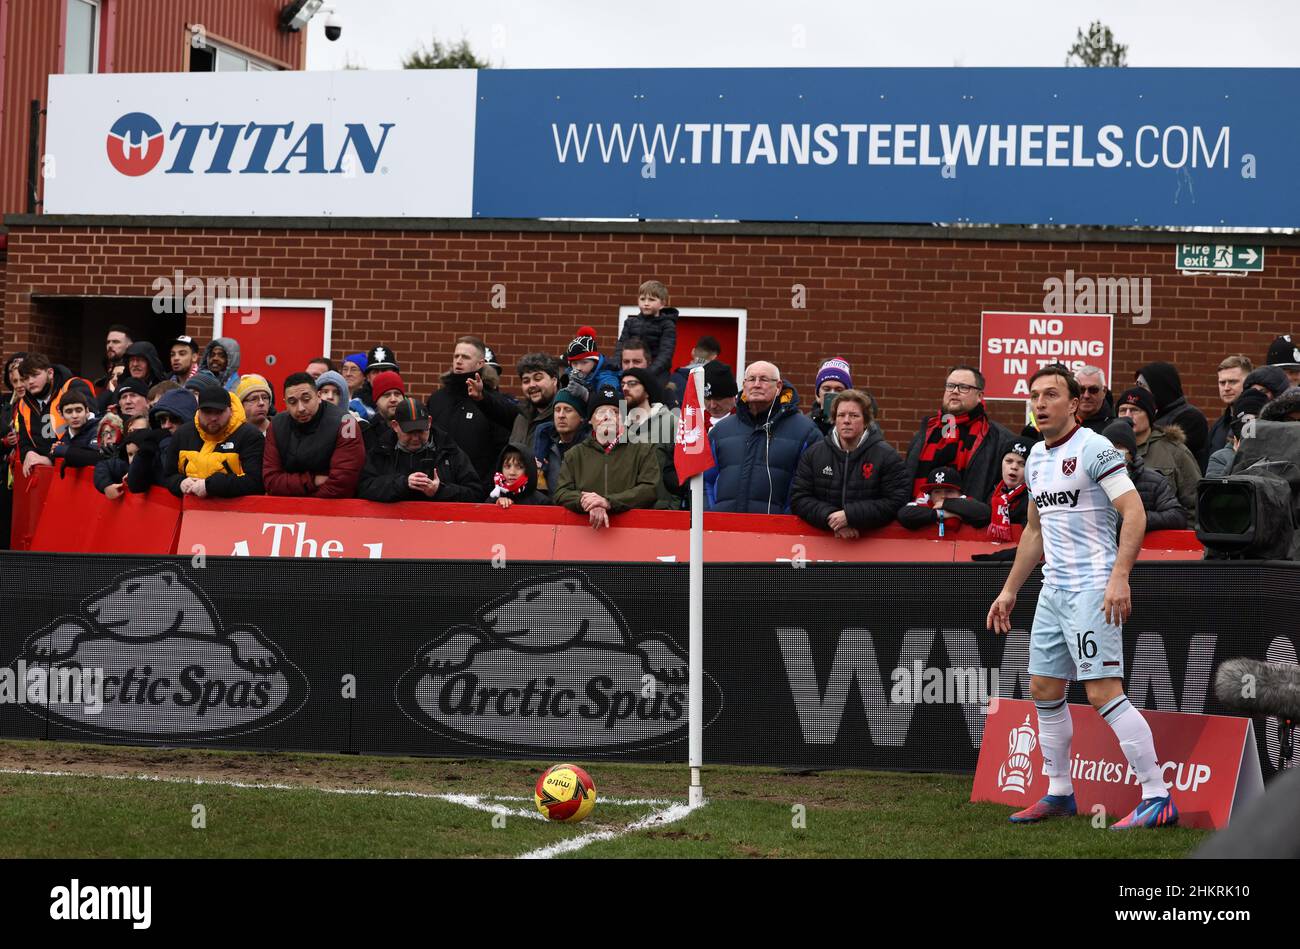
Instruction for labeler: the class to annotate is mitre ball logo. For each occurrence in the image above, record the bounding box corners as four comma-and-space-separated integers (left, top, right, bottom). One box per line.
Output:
106, 112, 165, 176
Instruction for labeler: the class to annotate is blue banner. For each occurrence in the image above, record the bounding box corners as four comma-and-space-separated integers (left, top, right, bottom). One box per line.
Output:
471, 68, 1298, 228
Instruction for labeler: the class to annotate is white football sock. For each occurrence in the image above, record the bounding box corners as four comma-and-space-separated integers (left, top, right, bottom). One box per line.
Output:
1100, 695, 1167, 799
1035, 698, 1074, 796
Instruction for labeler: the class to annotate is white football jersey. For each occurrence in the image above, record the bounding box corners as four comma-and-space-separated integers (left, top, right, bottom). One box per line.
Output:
1025, 425, 1130, 592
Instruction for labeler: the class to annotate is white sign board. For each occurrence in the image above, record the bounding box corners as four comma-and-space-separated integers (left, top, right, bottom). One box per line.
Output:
43, 70, 477, 217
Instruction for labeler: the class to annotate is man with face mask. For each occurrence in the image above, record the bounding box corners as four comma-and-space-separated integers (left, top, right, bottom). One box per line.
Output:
425, 335, 518, 489
358, 397, 483, 503
263, 372, 365, 497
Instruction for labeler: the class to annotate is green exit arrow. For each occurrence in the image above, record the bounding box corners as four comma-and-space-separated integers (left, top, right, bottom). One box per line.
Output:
1176, 244, 1265, 273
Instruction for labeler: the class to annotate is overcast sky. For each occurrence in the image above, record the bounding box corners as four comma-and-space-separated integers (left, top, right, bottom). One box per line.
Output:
305, 0, 1300, 71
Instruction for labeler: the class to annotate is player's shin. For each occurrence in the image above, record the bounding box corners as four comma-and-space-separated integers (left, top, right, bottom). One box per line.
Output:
1035, 698, 1074, 795
1099, 694, 1167, 799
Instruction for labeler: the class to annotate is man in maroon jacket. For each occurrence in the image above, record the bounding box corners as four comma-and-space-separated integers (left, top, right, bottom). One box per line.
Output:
263, 371, 365, 497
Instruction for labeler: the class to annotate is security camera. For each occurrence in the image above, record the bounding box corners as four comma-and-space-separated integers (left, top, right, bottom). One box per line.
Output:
324, 10, 342, 41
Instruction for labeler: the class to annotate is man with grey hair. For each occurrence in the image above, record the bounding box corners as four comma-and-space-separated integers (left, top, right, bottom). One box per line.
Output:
1075, 365, 1115, 433
705, 360, 820, 513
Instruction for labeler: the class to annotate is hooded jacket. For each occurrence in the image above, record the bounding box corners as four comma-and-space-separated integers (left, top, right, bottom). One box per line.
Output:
567, 353, 622, 396
705, 382, 822, 514
534, 420, 590, 493
425, 366, 519, 487
126, 388, 199, 492
487, 442, 549, 505
791, 425, 910, 532
1127, 454, 1187, 532
553, 432, 661, 514
161, 390, 264, 498
1137, 362, 1209, 471
124, 341, 166, 387
358, 424, 484, 503
1135, 424, 1199, 526
263, 399, 364, 497
614, 307, 679, 383
16, 364, 95, 458
200, 337, 243, 392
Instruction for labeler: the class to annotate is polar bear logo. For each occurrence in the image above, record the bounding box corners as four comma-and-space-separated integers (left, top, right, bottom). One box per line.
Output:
23, 564, 280, 675
417, 570, 687, 684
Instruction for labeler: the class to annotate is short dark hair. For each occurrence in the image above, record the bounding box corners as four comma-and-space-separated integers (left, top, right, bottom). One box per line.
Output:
59, 389, 90, 410
947, 364, 985, 391
106, 324, 133, 340
695, 336, 721, 356
517, 352, 558, 379
282, 371, 316, 393
19, 353, 51, 376
149, 380, 181, 400
1028, 364, 1081, 399
308, 357, 335, 371
623, 337, 650, 354
500, 445, 528, 468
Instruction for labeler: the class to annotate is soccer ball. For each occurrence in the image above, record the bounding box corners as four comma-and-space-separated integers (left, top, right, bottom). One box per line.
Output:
534, 763, 597, 823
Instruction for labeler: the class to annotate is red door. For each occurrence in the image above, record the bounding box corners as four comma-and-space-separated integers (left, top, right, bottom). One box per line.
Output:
215, 301, 331, 409
670, 316, 741, 377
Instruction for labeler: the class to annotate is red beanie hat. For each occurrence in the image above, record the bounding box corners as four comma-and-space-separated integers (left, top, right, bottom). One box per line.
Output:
370, 370, 405, 398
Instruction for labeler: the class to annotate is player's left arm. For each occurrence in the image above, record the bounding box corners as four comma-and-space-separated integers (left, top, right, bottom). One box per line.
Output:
1104, 487, 1146, 625
1089, 438, 1146, 626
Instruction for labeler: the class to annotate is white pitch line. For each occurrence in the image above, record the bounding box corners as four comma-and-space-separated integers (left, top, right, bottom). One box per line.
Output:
492, 794, 677, 807
0, 767, 553, 819
0, 768, 675, 819
517, 801, 703, 860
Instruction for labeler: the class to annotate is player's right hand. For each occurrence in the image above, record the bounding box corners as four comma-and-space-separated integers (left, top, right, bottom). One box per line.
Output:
987, 590, 1016, 635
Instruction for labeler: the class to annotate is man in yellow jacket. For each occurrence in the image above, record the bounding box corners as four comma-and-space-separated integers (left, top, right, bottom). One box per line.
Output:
161, 383, 265, 498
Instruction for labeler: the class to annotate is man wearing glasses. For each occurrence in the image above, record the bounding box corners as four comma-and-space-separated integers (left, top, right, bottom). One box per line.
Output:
705, 361, 820, 513
903, 365, 1016, 504
1073, 366, 1115, 434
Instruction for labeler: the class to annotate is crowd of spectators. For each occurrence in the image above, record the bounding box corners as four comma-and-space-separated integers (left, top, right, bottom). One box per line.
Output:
4, 288, 1300, 542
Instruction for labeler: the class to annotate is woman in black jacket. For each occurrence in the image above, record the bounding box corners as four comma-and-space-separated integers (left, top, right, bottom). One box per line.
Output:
791, 389, 910, 538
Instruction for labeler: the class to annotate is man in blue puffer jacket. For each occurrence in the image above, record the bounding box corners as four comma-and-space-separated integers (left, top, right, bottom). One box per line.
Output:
705, 361, 821, 513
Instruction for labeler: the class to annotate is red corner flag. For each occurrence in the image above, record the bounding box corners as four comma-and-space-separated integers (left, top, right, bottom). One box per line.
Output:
674, 366, 715, 483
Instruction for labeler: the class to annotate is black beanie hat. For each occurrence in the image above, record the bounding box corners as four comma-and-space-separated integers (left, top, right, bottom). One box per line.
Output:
1103, 418, 1138, 457
1116, 386, 1157, 423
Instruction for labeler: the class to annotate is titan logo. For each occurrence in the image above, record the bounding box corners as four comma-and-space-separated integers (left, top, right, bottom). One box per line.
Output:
104, 112, 395, 176
105, 112, 165, 176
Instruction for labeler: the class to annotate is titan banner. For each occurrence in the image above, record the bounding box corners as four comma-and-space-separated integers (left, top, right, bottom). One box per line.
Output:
0, 555, 1294, 777
42, 68, 1300, 227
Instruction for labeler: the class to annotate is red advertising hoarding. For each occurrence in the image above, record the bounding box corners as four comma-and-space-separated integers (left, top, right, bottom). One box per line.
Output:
972, 698, 1263, 830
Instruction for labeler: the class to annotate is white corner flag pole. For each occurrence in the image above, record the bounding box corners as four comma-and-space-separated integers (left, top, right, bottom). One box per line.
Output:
688, 366, 705, 807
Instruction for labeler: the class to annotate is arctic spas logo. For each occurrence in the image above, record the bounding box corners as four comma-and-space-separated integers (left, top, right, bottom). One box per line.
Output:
106, 112, 165, 176
396, 570, 721, 755
13, 564, 308, 739
103, 112, 394, 176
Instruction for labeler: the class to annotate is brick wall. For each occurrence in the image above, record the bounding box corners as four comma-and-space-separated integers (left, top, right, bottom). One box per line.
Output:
2, 221, 1296, 447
